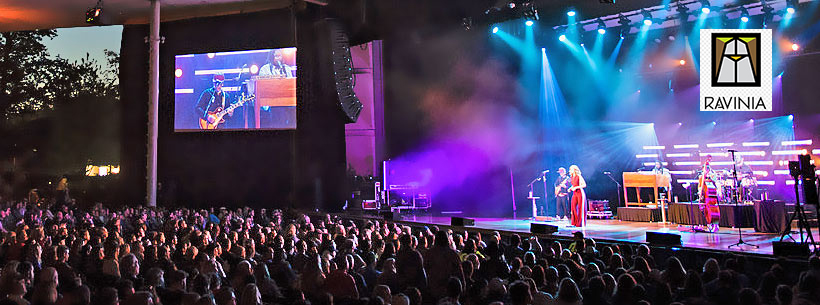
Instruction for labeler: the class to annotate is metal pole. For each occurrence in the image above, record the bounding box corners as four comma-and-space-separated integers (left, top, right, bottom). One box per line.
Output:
147, 0, 160, 207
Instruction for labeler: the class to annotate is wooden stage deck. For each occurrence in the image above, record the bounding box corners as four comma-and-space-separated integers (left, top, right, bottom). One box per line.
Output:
384, 215, 819, 256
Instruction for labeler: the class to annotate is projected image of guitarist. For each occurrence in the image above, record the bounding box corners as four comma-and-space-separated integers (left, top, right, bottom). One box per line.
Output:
195, 74, 249, 130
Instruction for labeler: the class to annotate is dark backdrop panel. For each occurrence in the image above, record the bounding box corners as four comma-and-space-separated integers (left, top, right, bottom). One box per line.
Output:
120, 8, 346, 209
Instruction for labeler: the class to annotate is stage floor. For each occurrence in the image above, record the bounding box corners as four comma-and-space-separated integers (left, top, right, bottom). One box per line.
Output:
392, 215, 819, 256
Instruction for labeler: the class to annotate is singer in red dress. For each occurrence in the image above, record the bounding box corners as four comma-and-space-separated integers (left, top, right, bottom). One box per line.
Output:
569, 165, 587, 227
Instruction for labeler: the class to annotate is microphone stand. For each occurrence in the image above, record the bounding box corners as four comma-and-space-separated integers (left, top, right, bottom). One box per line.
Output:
541, 171, 549, 218
728, 149, 757, 249
604, 172, 622, 210
527, 171, 548, 220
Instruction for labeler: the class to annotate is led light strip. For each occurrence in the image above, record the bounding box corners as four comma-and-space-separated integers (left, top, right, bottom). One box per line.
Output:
745, 161, 774, 166
774, 170, 790, 175
666, 153, 691, 158
194, 68, 251, 75
706, 142, 734, 148
643, 145, 666, 150
678, 179, 699, 184
753, 171, 769, 177
174, 88, 194, 94
757, 180, 775, 185
735, 151, 766, 156
813, 149, 820, 155
674, 144, 699, 149
772, 150, 808, 155
643, 162, 668, 166
636, 154, 659, 158
781, 139, 813, 146
742, 141, 770, 147
710, 161, 735, 165
699, 152, 729, 157
786, 180, 795, 185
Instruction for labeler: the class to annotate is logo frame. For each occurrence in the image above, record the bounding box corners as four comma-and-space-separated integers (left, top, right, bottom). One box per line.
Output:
711, 32, 762, 88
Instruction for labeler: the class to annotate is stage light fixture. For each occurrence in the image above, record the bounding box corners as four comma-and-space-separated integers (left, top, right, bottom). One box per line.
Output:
676, 3, 691, 21
617, 14, 631, 38
85, 0, 104, 24
761, 3, 775, 27
461, 17, 473, 30
712, 121, 717, 125
739, 7, 749, 22
567, 10, 576, 17
174, 68, 183, 78
749, 118, 754, 123
508, 2, 516, 9
525, 20, 534, 26
492, 26, 499, 33
521, 2, 539, 21
699, 0, 711, 14
789, 114, 794, 120
250, 64, 259, 74
792, 43, 799, 51
559, 34, 567, 42
597, 19, 606, 34
641, 10, 653, 25
786, 0, 797, 14
679, 59, 686, 65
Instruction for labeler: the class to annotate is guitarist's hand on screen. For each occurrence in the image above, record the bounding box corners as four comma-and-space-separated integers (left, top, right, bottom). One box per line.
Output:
207, 115, 217, 124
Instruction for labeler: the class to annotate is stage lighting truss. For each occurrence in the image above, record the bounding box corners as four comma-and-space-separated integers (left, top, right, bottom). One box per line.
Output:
470, 0, 538, 30
551, 0, 798, 39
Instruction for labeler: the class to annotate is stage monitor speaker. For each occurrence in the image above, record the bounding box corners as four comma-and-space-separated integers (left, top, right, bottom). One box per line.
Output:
327, 19, 363, 123
451, 217, 475, 227
379, 211, 400, 221
530, 223, 558, 234
646, 231, 681, 246
772, 241, 810, 257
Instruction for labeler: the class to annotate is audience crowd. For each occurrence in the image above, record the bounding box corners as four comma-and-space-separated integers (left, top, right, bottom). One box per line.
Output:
0, 201, 819, 305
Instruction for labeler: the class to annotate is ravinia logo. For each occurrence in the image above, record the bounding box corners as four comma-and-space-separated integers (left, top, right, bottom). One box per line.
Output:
700, 29, 772, 111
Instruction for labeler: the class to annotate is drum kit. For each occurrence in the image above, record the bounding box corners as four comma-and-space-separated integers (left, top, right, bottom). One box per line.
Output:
696, 169, 758, 203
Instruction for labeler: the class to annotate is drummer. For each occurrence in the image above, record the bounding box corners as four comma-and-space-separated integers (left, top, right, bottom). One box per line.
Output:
735, 156, 753, 177
735, 156, 756, 201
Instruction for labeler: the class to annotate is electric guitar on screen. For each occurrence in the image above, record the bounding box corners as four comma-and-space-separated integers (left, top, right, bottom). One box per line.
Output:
198, 95, 256, 130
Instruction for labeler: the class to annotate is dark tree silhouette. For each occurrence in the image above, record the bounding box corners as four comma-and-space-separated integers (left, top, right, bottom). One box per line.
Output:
0, 29, 120, 200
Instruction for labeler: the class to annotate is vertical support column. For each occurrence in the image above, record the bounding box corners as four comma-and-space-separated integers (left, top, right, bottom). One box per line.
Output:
146, 0, 160, 207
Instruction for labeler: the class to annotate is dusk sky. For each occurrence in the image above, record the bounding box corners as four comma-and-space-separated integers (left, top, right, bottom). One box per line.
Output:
41, 25, 122, 66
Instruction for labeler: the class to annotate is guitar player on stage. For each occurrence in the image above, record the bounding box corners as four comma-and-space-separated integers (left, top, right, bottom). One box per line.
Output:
195, 74, 237, 129
554, 167, 571, 221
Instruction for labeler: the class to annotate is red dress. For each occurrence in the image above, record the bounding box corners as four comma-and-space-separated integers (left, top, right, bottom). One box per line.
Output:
570, 174, 586, 227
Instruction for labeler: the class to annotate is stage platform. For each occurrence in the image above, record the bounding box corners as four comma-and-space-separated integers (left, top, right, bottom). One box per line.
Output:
375, 215, 819, 256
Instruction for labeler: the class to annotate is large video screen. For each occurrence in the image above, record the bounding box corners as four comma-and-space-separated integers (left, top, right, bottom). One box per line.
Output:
174, 48, 297, 131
